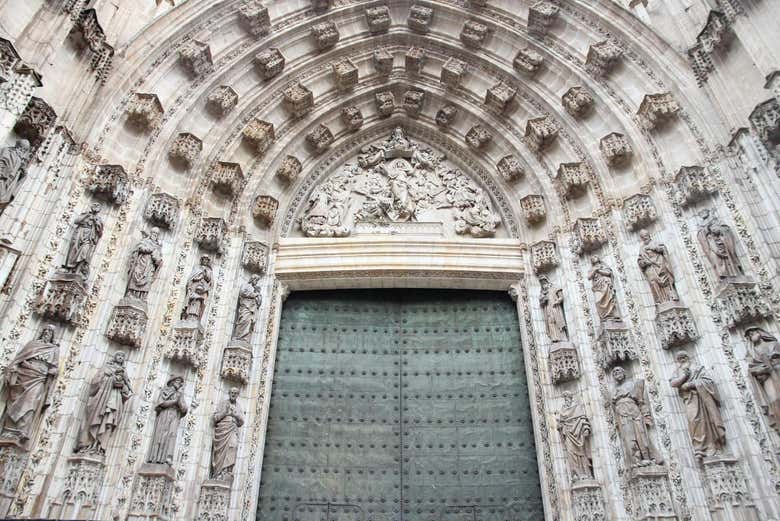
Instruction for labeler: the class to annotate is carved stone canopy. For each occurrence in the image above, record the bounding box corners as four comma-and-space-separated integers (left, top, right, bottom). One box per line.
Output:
295, 127, 505, 239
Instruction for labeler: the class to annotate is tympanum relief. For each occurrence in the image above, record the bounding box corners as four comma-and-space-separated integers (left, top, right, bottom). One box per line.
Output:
298, 127, 503, 238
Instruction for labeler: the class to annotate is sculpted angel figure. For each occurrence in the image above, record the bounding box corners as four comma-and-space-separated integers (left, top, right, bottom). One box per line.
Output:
0, 325, 59, 444
557, 391, 593, 480
62, 202, 104, 278
211, 387, 244, 481
637, 229, 679, 305
125, 227, 163, 301
697, 209, 744, 280
181, 255, 212, 323
539, 276, 568, 343
745, 327, 780, 435
669, 351, 726, 460
611, 366, 662, 468
588, 256, 621, 323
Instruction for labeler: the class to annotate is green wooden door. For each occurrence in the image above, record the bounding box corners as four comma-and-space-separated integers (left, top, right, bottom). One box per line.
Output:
257, 290, 544, 521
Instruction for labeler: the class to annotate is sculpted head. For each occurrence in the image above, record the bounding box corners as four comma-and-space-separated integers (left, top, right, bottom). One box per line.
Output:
538, 275, 550, 290
168, 376, 184, 390
639, 229, 651, 243
228, 387, 239, 403
15, 139, 30, 153
561, 390, 574, 406
150, 227, 160, 241
113, 351, 127, 365
200, 255, 211, 267
590, 255, 601, 266
90, 202, 103, 214
39, 324, 56, 342
611, 366, 626, 383
674, 350, 690, 368
745, 327, 774, 345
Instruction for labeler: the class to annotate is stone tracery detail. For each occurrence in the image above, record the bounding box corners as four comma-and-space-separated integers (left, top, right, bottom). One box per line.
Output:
87, 164, 129, 205
238, 0, 270, 37
562, 86, 594, 118
254, 48, 285, 80
206, 85, 238, 117
144, 192, 179, 229
298, 128, 502, 239
178, 40, 213, 79
168, 132, 202, 169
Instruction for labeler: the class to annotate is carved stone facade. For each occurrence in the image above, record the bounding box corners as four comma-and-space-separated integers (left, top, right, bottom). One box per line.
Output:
375, 90, 395, 117
520, 194, 546, 224
572, 218, 606, 255
365, 6, 391, 34
531, 240, 559, 274
206, 85, 238, 117
332, 57, 358, 91
254, 48, 285, 80
600, 132, 632, 167
441, 57, 466, 89
623, 194, 657, 230
341, 106, 363, 131
179, 40, 213, 79
275, 155, 302, 183
407, 4, 433, 33
238, 0, 271, 37
405, 47, 426, 75
556, 162, 590, 198
525, 116, 558, 152
311, 21, 339, 51
675, 165, 716, 206
88, 164, 129, 205
126, 93, 163, 131
514, 48, 544, 75
282, 83, 313, 118
637, 92, 680, 130
209, 161, 244, 198
253, 195, 278, 226
466, 124, 492, 149
460, 19, 490, 49
485, 82, 517, 114
528, 1, 559, 37
242, 119, 275, 155
144, 192, 179, 229
195, 217, 227, 253
586, 40, 623, 77
497, 155, 524, 182
168, 132, 203, 169
562, 86, 594, 118
305, 124, 334, 154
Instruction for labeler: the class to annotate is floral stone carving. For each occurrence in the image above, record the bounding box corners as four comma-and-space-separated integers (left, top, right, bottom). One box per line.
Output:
238, 0, 271, 37
242, 119, 275, 156
305, 124, 334, 154
485, 82, 517, 114
276, 155, 302, 182
126, 93, 163, 132
460, 20, 489, 49
68, 9, 114, 84
37, 271, 88, 324
549, 343, 581, 384
332, 57, 358, 91
254, 48, 285, 80
14, 96, 56, 147
655, 303, 698, 349
88, 164, 129, 205
196, 217, 227, 253
572, 218, 606, 255
525, 116, 558, 152
441, 57, 466, 89
675, 165, 716, 206
166, 321, 205, 368
466, 125, 492, 149
556, 162, 590, 198
716, 280, 770, 328
128, 464, 175, 521
311, 21, 339, 51
373, 48, 393, 76
299, 128, 502, 239
403, 89, 425, 117
0, 444, 28, 516
48, 455, 105, 520
408, 4, 433, 33
688, 11, 733, 86
497, 155, 524, 182
637, 93, 680, 130
168, 132, 202, 169
178, 40, 213, 79
341, 106, 363, 131
144, 192, 179, 229
571, 480, 607, 521
514, 48, 543, 74
623, 194, 657, 230
375, 91, 395, 117
209, 161, 244, 197
562, 87, 594, 118
105, 298, 148, 348
586, 40, 622, 77
520, 194, 545, 224
222, 344, 252, 384
242, 241, 268, 273
749, 98, 780, 150
196, 480, 231, 520
600, 132, 632, 167
629, 466, 677, 520
596, 323, 635, 368
282, 82, 314, 118
206, 85, 238, 117
702, 456, 759, 520
253, 195, 278, 225
436, 105, 458, 128
531, 240, 558, 274
405, 47, 425, 74
528, 1, 559, 37
365, 6, 391, 34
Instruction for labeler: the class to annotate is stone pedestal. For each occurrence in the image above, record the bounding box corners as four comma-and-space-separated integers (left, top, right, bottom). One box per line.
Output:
655, 302, 698, 349
106, 297, 149, 348
0, 442, 28, 517
570, 479, 607, 521
48, 454, 106, 520
716, 279, 770, 328
165, 320, 205, 368
196, 479, 232, 520
702, 456, 760, 521
37, 271, 88, 324
221, 341, 252, 385
629, 465, 677, 520
549, 342, 580, 384
128, 463, 176, 521
596, 321, 636, 369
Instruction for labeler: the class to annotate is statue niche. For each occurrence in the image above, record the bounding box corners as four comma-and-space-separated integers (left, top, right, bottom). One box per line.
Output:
298, 127, 502, 238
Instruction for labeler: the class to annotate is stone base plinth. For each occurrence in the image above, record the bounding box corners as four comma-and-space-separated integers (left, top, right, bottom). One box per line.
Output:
629, 465, 677, 520
221, 341, 252, 385
106, 297, 149, 348
655, 302, 698, 349
48, 454, 105, 520
596, 321, 636, 368
165, 320, 205, 368
0, 442, 28, 517
702, 456, 759, 521
716, 279, 770, 328
37, 271, 87, 324
128, 463, 176, 521
196, 479, 232, 520
549, 342, 580, 384
571, 479, 606, 521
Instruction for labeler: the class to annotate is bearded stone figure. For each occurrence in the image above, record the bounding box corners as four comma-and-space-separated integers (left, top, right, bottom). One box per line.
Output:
539, 276, 568, 343
697, 209, 744, 281
0, 325, 59, 444
147, 376, 188, 465
181, 255, 213, 323
557, 391, 593, 480
669, 351, 726, 460
75, 351, 133, 456
211, 387, 244, 481
125, 227, 163, 302
62, 202, 104, 279
745, 327, 780, 435
610, 366, 662, 468
0, 139, 31, 208
637, 229, 679, 305
588, 256, 621, 324
231, 275, 262, 343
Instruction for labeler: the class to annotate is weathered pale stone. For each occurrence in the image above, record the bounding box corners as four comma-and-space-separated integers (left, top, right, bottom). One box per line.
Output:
514, 48, 543, 74
242, 119, 275, 155
144, 193, 179, 229
238, 1, 271, 37
372, 48, 393, 76
485, 82, 516, 114
275, 155, 302, 182
675, 165, 716, 206
87, 164, 129, 205
531, 240, 558, 274
562, 86, 594, 118
254, 48, 285, 80
168, 132, 202, 169
460, 20, 489, 49
441, 57, 466, 89
497, 155, 524, 182
209, 161, 244, 197
405, 47, 425, 74
253, 194, 279, 225
408, 4, 433, 32
600, 132, 632, 167
465, 125, 492, 149
375, 90, 395, 117
178, 40, 213, 78
623, 193, 657, 230
528, 1, 559, 37
556, 162, 590, 198
311, 21, 339, 51
365, 6, 391, 34
638, 92, 680, 130
403, 89, 425, 117
332, 57, 358, 91
525, 116, 558, 151
519, 194, 545, 224
206, 85, 238, 117
572, 218, 606, 255
196, 217, 227, 254
282, 82, 314, 118
436, 104, 458, 129
341, 106, 363, 131
586, 40, 622, 77
305, 124, 334, 154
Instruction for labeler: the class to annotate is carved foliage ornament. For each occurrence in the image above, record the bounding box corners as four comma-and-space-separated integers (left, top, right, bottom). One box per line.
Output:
238, 1, 271, 37
14, 96, 56, 147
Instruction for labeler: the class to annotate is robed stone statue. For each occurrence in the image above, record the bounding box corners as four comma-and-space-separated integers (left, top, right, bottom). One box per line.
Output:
745, 327, 780, 435
539, 276, 568, 343
637, 229, 679, 305
697, 209, 744, 280
211, 387, 244, 481
611, 366, 662, 468
0, 139, 31, 208
0, 325, 59, 444
669, 351, 726, 460
181, 255, 213, 323
63, 202, 104, 279
125, 227, 163, 302
557, 391, 593, 480
147, 376, 188, 465
231, 275, 262, 343
75, 351, 133, 455
588, 256, 621, 323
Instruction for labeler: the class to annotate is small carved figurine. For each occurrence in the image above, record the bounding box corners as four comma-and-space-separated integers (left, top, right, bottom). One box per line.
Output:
697, 209, 744, 280
588, 256, 621, 323
232, 275, 262, 343
611, 366, 662, 468
62, 202, 104, 279
745, 327, 780, 435
125, 227, 163, 301
539, 276, 568, 343
211, 387, 244, 481
637, 229, 679, 305
147, 376, 188, 465
181, 255, 213, 323
0, 139, 31, 207
557, 391, 593, 480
